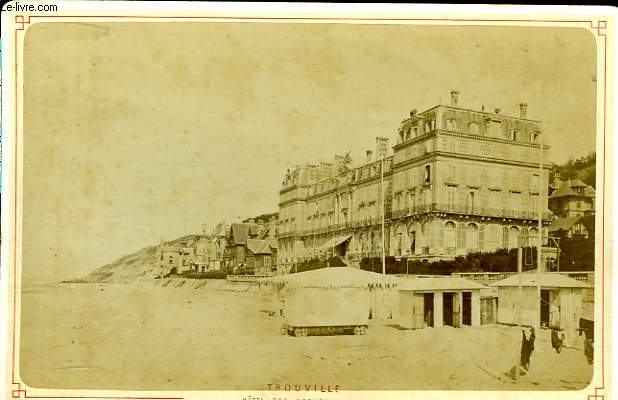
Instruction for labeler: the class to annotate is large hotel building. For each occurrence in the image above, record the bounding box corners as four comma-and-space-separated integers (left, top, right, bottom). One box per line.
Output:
277, 91, 556, 273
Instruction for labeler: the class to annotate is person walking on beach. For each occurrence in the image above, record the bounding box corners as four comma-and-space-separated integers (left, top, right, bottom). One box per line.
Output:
520, 327, 536, 373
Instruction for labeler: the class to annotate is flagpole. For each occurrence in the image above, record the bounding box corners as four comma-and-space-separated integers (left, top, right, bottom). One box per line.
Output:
537, 134, 543, 329
515, 247, 523, 381
381, 156, 386, 275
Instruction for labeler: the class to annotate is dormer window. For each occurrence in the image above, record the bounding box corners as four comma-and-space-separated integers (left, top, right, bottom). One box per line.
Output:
424, 119, 435, 133
413, 126, 419, 137
510, 129, 519, 141
532, 132, 540, 143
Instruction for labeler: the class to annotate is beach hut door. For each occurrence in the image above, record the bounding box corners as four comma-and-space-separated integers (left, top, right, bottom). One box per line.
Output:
413, 294, 425, 329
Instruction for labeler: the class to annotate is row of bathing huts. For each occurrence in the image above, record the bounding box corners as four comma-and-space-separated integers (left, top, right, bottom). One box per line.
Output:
256, 267, 592, 341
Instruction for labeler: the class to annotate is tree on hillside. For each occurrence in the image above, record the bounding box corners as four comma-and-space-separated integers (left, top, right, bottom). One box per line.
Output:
553, 151, 596, 188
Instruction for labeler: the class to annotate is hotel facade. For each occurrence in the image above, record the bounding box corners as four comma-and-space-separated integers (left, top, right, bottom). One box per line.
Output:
277, 91, 556, 273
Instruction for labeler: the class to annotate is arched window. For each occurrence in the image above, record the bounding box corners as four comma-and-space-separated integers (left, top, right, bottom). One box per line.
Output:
444, 221, 457, 251
521, 227, 529, 247
486, 224, 500, 251
529, 228, 539, 247
508, 226, 520, 249
408, 226, 417, 254
467, 223, 479, 250
502, 226, 509, 248
457, 222, 467, 249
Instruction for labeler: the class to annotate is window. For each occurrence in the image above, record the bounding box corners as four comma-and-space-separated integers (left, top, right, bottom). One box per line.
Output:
424, 187, 431, 206
467, 191, 476, 213
457, 223, 466, 249
502, 226, 509, 248
532, 133, 540, 143
531, 194, 539, 212
409, 230, 417, 254
447, 119, 458, 131
168, 256, 174, 264
487, 225, 500, 250
467, 224, 479, 250
510, 129, 519, 141
409, 191, 416, 211
510, 191, 521, 212
531, 174, 539, 191
521, 227, 529, 247
487, 119, 502, 138
469, 122, 480, 135
508, 226, 520, 249
444, 222, 457, 250
413, 127, 419, 137
424, 165, 431, 183
447, 185, 457, 210
424, 119, 436, 133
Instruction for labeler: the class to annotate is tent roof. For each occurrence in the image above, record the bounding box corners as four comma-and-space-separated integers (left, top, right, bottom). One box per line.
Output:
397, 277, 488, 291
490, 272, 591, 288
259, 267, 399, 289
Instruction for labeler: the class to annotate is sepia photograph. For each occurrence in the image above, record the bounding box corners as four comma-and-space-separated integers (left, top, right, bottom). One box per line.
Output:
0, 3, 613, 400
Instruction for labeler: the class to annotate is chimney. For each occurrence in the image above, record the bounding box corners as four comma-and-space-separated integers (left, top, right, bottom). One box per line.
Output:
450, 90, 459, 107
519, 103, 528, 119
366, 150, 373, 164
375, 137, 389, 160
554, 171, 562, 187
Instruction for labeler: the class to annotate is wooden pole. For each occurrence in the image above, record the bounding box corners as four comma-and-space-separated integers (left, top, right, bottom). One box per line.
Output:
381, 156, 386, 275
515, 246, 523, 381
537, 134, 543, 329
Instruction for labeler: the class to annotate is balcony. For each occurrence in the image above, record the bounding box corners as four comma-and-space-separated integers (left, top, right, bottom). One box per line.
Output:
388, 203, 554, 221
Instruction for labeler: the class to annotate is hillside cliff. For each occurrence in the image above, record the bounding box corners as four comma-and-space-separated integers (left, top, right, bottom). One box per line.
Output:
69, 234, 200, 283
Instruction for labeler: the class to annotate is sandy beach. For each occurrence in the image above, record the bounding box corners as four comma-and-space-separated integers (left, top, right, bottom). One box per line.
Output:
18, 281, 593, 391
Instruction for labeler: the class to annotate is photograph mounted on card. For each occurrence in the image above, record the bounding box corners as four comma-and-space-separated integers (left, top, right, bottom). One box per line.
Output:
0, 3, 612, 400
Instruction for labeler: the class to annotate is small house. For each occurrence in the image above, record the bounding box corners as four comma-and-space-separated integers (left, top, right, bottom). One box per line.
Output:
397, 277, 488, 329
490, 272, 592, 341
246, 239, 277, 275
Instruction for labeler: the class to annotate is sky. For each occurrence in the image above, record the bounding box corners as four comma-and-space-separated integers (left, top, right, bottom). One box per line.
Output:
21, 23, 597, 283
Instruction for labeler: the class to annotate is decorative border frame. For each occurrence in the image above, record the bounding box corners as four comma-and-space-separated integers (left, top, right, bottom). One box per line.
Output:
4, 11, 610, 400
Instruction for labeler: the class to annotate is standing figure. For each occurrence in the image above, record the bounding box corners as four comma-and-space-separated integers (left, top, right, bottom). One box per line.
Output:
551, 328, 565, 354
520, 327, 536, 373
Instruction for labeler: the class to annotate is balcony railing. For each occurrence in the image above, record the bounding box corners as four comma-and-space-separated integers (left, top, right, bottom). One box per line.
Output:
278, 204, 553, 239
389, 203, 554, 221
